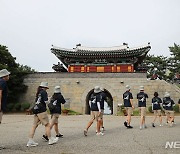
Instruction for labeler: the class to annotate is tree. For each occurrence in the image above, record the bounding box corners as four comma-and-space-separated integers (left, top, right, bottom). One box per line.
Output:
0, 45, 35, 107
144, 54, 169, 80
168, 43, 180, 80
144, 43, 180, 81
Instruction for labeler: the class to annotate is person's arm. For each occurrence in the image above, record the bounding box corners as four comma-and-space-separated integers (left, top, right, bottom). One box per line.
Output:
89, 100, 91, 108
130, 93, 134, 108
0, 90, 2, 112
130, 99, 134, 109
97, 102, 101, 112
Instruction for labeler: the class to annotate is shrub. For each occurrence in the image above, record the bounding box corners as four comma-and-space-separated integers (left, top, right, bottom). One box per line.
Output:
173, 104, 179, 113
14, 103, 21, 111
133, 109, 139, 116
148, 105, 153, 113
6, 103, 14, 111
21, 102, 30, 111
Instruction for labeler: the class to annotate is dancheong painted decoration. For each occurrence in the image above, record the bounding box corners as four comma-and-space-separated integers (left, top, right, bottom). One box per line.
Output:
51, 43, 151, 73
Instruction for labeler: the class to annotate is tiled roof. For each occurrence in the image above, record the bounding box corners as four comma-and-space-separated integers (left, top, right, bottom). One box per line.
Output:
51, 44, 151, 58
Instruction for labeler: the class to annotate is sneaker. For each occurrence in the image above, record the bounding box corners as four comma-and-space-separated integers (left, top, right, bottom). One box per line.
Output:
140, 126, 143, 130
101, 127, 105, 132
56, 134, 63, 138
143, 125, 147, 129
27, 140, 38, 147
127, 125, 133, 129
0, 146, 5, 150
169, 123, 173, 127
84, 129, 87, 136
48, 137, 58, 145
96, 132, 104, 136
124, 121, 127, 127
152, 123, 155, 127
159, 124, 163, 127
42, 135, 49, 142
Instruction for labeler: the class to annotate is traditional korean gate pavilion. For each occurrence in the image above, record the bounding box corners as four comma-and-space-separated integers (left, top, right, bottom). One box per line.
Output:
51, 43, 151, 73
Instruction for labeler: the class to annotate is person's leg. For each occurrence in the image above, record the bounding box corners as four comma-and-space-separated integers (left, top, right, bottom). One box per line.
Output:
84, 111, 95, 136
29, 125, 38, 138
45, 123, 51, 138
27, 115, 39, 147
126, 108, 133, 128
152, 111, 157, 127
54, 123, 59, 135
96, 113, 104, 135
169, 111, 175, 126
139, 108, 143, 129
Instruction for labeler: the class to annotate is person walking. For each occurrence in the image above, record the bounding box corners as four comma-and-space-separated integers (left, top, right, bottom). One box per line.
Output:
137, 86, 148, 130
151, 92, 163, 127
123, 85, 134, 129
84, 86, 103, 136
100, 87, 107, 132
27, 82, 58, 147
178, 99, 180, 112
162, 92, 175, 127
0, 69, 10, 124
0, 69, 10, 150
42, 86, 66, 141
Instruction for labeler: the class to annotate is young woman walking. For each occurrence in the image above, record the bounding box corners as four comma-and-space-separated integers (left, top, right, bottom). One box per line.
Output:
42, 86, 66, 141
27, 82, 58, 147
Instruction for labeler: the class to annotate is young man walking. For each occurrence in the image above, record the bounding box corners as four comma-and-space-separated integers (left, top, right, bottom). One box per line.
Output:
137, 86, 148, 130
162, 92, 175, 127
0, 69, 10, 150
123, 85, 134, 128
84, 86, 103, 136
100, 87, 107, 132
152, 92, 163, 127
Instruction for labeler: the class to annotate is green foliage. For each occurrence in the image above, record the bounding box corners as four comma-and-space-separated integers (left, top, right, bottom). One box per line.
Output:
173, 104, 179, 113
133, 109, 139, 116
148, 105, 153, 113
14, 103, 21, 111
0, 44, 35, 109
61, 108, 82, 115
143, 43, 180, 81
21, 102, 31, 111
6, 103, 14, 111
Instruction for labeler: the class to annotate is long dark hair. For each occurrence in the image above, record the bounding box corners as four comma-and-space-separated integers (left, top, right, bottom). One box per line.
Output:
36, 86, 43, 98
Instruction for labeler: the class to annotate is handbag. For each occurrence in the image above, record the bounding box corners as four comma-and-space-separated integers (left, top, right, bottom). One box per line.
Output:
48, 99, 57, 112
31, 96, 43, 114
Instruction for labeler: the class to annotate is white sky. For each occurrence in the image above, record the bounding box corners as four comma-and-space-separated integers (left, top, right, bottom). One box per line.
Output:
0, 0, 180, 71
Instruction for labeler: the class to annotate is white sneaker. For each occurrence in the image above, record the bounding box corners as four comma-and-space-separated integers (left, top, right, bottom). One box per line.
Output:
48, 137, 58, 145
140, 126, 143, 130
96, 132, 104, 136
27, 140, 38, 147
159, 124, 163, 127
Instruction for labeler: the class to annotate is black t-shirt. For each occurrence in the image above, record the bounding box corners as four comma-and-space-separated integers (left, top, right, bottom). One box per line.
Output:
50, 93, 66, 114
100, 92, 106, 110
162, 97, 175, 111
35, 89, 48, 113
137, 92, 148, 107
123, 91, 133, 107
0, 78, 8, 111
152, 96, 162, 110
90, 92, 101, 111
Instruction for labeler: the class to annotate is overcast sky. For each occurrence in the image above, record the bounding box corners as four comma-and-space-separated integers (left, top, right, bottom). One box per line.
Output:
0, 0, 180, 72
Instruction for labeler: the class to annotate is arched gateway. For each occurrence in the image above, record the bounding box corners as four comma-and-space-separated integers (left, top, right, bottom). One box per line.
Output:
85, 89, 113, 115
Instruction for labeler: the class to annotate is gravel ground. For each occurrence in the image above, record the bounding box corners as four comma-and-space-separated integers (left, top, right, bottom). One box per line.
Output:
0, 114, 180, 154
